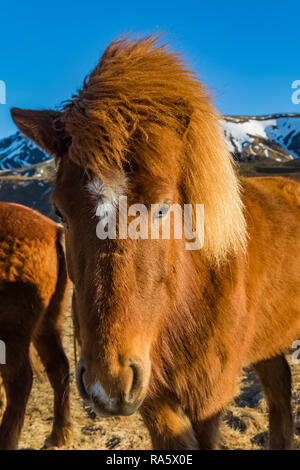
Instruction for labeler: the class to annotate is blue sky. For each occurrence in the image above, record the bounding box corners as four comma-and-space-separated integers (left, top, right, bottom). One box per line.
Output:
0, 0, 299, 138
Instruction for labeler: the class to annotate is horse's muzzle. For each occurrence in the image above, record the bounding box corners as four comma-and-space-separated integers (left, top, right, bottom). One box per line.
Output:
76, 357, 146, 417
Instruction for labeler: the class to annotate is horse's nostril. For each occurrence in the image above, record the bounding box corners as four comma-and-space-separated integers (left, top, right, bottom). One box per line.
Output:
128, 360, 144, 402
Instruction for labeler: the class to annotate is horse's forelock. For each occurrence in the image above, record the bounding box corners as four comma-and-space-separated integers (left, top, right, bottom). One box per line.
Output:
60, 35, 247, 264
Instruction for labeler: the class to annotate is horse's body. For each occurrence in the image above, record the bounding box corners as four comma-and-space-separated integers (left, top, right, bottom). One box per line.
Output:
0, 202, 72, 449
10, 36, 300, 449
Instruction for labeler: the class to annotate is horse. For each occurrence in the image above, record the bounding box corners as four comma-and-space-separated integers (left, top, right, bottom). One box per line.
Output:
10, 36, 300, 450
0, 202, 72, 449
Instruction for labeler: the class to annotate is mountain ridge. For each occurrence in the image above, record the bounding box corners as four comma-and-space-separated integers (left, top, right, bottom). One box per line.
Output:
221, 113, 300, 161
0, 112, 300, 218
1, 112, 299, 172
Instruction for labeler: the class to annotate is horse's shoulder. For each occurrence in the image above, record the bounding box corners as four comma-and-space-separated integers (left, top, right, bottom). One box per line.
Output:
240, 176, 300, 208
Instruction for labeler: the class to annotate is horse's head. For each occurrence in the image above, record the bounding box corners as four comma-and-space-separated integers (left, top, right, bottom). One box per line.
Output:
11, 36, 246, 417
52, 151, 186, 417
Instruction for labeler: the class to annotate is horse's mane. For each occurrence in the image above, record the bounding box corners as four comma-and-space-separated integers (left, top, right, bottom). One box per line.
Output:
62, 35, 247, 264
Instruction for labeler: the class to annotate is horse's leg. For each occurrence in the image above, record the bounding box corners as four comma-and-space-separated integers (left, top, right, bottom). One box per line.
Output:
253, 355, 293, 449
190, 411, 221, 449
140, 400, 198, 450
34, 323, 72, 448
0, 344, 33, 450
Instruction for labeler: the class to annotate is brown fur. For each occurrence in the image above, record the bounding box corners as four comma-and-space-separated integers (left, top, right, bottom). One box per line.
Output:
0, 202, 72, 449
10, 36, 300, 450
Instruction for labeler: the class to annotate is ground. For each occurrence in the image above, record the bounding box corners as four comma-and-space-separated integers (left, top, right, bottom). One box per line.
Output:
1, 286, 300, 450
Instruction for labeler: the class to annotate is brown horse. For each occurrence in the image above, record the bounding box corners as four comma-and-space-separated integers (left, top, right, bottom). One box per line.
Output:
10, 36, 300, 450
0, 202, 72, 449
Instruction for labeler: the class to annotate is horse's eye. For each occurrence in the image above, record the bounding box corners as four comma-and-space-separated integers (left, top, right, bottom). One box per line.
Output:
153, 203, 170, 221
54, 206, 68, 226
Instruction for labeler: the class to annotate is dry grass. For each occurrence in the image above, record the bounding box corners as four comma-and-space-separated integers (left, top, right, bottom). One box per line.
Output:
1, 286, 300, 450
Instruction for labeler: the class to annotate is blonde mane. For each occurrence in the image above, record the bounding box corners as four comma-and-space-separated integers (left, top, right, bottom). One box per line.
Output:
62, 35, 247, 263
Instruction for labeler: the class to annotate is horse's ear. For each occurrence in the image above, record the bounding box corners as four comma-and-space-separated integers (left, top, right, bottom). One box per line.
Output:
10, 108, 70, 157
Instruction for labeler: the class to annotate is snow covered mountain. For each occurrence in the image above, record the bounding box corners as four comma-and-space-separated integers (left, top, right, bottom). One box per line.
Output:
0, 133, 54, 216
0, 112, 300, 218
221, 113, 300, 162
0, 131, 49, 170
1, 113, 299, 172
